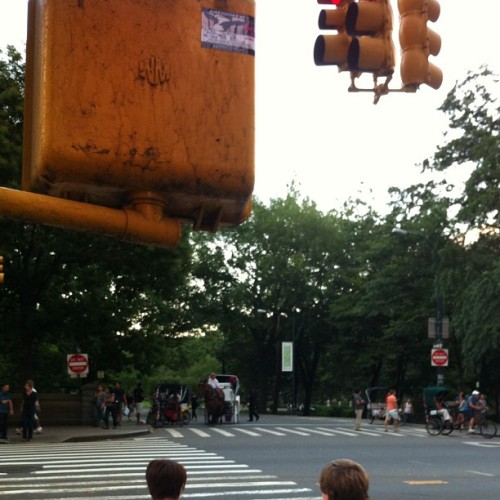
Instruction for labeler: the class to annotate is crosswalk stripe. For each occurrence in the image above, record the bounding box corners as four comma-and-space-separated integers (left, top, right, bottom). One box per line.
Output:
211, 428, 236, 437
188, 428, 212, 437
295, 427, 336, 436
275, 427, 310, 436
164, 428, 183, 438
253, 427, 287, 436
330, 428, 359, 436
233, 428, 261, 436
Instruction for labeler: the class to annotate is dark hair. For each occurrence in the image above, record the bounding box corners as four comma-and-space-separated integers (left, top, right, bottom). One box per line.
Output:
319, 459, 369, 500
146, 459, 187, 499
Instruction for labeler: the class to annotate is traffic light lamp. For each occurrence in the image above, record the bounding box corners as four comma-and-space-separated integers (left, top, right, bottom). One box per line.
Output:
0, 256, 4, 283
314, 0, 395, 78
398, 0, 442, 90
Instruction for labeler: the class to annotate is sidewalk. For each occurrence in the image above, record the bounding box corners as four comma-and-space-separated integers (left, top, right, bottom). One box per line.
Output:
4, 419, 152, 444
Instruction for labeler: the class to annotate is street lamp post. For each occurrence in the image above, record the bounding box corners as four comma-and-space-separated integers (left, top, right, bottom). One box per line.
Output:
391, 227, 445, 386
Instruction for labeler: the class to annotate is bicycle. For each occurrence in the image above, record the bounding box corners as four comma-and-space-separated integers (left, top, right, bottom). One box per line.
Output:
467, 410, 497, 439
427, 407, 497, 439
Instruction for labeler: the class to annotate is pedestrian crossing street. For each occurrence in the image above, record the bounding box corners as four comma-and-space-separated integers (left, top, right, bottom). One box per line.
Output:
160, 423, 431, 440
0, 437, 316, 499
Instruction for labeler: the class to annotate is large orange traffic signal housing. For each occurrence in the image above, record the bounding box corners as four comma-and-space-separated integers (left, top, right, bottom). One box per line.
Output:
0, 0, 255, 249
398, 0, 442, 90
0, 256, 4, 283
314, 0, 395, 78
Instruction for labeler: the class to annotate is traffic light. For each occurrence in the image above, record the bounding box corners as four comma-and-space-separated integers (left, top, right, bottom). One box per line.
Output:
0, 255, 4, 283
314, 0, 395, 78
398, 0, 442, 90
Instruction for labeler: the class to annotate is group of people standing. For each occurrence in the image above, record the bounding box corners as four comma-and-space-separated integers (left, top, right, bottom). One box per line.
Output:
92, 381, 146, 429
0, 379, 42, 443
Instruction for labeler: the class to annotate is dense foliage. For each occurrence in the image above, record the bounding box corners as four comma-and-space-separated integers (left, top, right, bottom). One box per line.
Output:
1, 46, 499, 416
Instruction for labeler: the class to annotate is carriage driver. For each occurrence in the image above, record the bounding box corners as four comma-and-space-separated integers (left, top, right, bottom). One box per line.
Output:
207, 373, 221, 397
208, 373, 219, 389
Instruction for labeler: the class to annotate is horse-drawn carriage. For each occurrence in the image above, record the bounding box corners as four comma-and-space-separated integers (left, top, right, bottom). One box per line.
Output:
200, 374, 240, 424
147, 382, 191, 427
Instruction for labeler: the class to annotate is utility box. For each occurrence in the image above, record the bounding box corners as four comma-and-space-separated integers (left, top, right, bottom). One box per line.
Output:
23, 0, 255, 232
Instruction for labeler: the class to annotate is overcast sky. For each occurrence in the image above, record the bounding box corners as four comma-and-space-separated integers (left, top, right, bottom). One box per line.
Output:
1, 0, 499, 214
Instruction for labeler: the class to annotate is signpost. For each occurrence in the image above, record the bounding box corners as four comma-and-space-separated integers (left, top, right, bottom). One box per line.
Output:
67, 353, 89, 378
431, 348, 448, 367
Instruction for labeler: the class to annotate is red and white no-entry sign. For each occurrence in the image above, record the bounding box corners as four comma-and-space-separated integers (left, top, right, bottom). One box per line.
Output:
67, 353, 89, 377
431, 348, 448, 367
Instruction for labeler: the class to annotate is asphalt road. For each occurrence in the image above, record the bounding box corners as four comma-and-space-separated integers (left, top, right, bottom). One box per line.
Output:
0, 414, 498, 499
175, 414, 500, 499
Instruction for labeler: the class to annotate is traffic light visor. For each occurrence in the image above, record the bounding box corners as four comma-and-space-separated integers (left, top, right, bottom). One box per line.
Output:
398, 0, 440, 22
348, 37, 394, 74
318, 9, 346, 30
346, 2, 386, 36
399, 17, 441, 55
314, 34, 351, 67
401, 49, 443, 89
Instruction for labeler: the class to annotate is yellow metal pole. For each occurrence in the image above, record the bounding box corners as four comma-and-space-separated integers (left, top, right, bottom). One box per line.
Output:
0, 187, 181, 249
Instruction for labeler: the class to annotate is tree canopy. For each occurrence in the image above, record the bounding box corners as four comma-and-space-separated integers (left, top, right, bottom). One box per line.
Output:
1, 45, 499, 415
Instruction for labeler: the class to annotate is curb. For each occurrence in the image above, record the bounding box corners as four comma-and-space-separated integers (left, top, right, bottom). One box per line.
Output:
63, 426, 154, 443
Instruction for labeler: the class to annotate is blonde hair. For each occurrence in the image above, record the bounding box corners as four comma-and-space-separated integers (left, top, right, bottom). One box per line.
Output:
319, 459, 369, 500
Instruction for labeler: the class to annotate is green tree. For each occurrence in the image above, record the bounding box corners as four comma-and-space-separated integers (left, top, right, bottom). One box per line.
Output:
0, 46, 193, 389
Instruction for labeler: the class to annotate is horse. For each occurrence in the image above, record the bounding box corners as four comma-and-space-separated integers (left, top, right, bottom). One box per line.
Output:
199, 382, 224, 425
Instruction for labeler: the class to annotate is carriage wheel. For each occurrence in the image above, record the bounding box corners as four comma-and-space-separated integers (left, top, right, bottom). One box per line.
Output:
440, 421, 453, 435
426, 416, 442, 436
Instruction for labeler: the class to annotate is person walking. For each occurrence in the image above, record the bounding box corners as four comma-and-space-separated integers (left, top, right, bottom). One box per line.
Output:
133, 383, 145, 425
21, 381, 39, 441
0, 383, 14, 443
15, 379, 42, 435
92, 384, 106, 427
353, 389, 365, 431
191, 394, 199, 421
247, 389, 259, 422
403, 398, 413, 424
113, 381, 127, 425
103, 386, 118, 429
384, 389, 400, 432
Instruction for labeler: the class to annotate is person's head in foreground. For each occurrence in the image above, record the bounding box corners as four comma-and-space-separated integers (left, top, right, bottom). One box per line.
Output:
146, 459, 187, 500
319, 458, 369, 500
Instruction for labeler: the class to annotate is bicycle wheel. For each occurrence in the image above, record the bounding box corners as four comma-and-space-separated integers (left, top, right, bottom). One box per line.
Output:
426, 416, 443, 436
479, 419, 497, 439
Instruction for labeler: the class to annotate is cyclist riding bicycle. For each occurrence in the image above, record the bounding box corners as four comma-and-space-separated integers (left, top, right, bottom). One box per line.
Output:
465, 390, 483, 433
